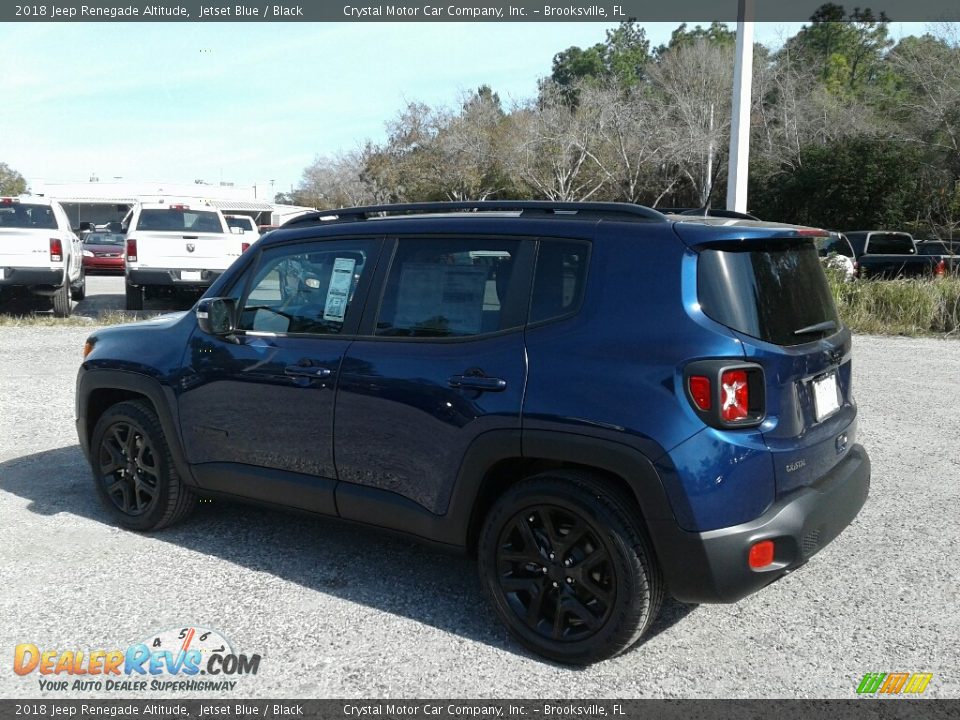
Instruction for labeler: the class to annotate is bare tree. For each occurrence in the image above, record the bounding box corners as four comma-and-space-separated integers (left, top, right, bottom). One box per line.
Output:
503, 82, 606, 201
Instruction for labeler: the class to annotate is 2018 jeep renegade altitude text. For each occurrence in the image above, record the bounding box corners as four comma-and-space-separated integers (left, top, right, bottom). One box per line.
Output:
76, 202, 870, 664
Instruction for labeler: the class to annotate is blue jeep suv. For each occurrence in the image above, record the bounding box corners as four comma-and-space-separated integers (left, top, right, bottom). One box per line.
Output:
76, 202, 870, 663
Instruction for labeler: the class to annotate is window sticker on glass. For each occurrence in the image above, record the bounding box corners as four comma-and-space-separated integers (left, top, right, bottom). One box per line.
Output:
394, 263, 488, 335
322, 257, 356, 322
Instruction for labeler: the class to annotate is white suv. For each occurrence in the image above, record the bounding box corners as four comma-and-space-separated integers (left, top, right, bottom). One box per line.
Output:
122, 198, 244, 310
0, 195, 85, 317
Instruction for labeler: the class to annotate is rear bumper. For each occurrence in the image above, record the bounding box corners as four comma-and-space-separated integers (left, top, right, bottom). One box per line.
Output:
0, 267, 64, 288
127, 268, 223, 288
650, 444, 870, 604
83, 257, 124, 273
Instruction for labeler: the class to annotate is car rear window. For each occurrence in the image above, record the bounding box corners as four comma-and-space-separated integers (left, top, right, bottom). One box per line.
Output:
0, 203, 57, 229
697, 241, 840, 346
866, 233, 914, 254
137, 209, 224, 233
917, 241, 951, 256
815, 236, 853, 258
84, 232, 125, 245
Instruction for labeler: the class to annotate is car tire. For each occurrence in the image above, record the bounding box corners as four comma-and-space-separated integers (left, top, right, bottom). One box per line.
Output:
51, 281, 71, 318
478, 471, 663, 664
125, 282, 143, 311
90, 400, 195, 531
71, 269, 86, 301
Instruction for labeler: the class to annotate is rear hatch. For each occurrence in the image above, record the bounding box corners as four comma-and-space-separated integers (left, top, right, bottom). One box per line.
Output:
0, 202, 59, 269
130, 208, 239, 271
677, 220, 857, 498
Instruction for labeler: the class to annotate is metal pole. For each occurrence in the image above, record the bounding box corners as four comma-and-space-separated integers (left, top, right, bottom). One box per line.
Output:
727, 0, 754, 213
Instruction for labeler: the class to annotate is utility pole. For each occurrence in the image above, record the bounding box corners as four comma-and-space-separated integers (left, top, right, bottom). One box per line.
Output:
726, 0, 754, 213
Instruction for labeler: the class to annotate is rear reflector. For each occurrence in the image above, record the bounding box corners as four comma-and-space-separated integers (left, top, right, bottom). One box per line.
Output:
748, 540, 775, 569
49, 238, 63, 263
935, 260, 946, 277
720, 369, 749, 422
688, 376, 712, 410
126, 238, 138, 263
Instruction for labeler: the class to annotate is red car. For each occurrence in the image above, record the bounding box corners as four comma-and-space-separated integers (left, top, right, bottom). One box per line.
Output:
81, 231, 126, 273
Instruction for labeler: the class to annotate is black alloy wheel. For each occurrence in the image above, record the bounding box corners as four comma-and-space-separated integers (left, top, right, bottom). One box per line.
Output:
98, 420, 161, 517
496, 505, 616, 642
90, 401, 195, 530
479, 471, 662, 664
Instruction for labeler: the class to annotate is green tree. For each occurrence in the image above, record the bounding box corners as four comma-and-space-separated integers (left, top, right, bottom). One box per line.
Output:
782, 3, 893, 95
549, 21, 651, 95
0, 163, 27, 195
751, 138, 924, 229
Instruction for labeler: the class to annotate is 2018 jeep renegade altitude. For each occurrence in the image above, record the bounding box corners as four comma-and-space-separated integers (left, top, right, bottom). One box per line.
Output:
76, 202, 870, 664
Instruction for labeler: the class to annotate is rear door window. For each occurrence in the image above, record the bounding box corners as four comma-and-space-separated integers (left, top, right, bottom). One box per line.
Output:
698, 241, 840, 346
375, 237, 525, 338
529, 239, 590, 323
0, 203, 57, 229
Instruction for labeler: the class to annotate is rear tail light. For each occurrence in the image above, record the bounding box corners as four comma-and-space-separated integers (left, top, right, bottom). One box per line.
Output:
49, 238, 63, 263
684, 361, 765, 428
853, 260, 860, 278
126, 238, 138, 263
935, 259, 946, 277
241, 242, 250, 252
720, 369, 749, 422
748, 540, 775, 569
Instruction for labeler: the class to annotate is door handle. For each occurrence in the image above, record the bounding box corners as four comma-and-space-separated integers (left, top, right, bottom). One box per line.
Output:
284, 365, 333, 379
448, 375, 507, 392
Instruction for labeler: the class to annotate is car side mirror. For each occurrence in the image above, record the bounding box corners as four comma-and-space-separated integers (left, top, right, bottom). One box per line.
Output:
196, 297, 237, 335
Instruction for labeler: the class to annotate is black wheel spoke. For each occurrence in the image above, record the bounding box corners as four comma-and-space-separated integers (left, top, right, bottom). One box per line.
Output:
560, 521, 587, 553
501, 577, 539, 593
525, 584, 546, 625
515, 516, 542, 557
564, 595, 602, 631
541, 510, 561, 549
551, 604, 566, 640
580, 574, 613, 605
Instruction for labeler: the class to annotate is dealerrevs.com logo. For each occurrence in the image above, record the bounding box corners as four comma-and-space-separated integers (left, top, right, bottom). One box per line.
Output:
13, 626, 261, 692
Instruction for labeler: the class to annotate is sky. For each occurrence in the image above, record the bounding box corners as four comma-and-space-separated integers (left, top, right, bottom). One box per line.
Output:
0, 20, 933, 198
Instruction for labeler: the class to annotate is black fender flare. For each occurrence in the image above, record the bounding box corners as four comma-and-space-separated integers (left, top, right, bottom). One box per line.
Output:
76, 369, 198, 487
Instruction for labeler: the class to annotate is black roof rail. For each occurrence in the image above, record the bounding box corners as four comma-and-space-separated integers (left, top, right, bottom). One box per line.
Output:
282, 201, 667, 227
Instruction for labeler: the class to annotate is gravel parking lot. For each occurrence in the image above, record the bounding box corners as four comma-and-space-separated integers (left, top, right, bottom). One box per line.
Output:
0, 288, 957, 698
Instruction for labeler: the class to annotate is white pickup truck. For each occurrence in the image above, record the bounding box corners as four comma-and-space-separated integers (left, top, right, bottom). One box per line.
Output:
0, 195, 85, 317
123, 198, 245, 310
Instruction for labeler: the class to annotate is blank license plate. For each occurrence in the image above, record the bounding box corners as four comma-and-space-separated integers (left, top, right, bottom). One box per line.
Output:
813, 372, 840, 421
181, 271, 202, 282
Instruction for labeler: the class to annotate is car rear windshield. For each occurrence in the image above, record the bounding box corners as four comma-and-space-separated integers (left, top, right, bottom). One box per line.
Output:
226, 217, 254, 231
84, 232, 125, 245
917, 241, 951, 255
137, 209, 224, 233
0, 203, 57, 229
698, 241, 840, 346
866, 233, 914, 254
815, 236, 853, 257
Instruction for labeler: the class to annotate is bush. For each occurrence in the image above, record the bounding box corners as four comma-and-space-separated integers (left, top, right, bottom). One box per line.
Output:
828, 275, 960, 336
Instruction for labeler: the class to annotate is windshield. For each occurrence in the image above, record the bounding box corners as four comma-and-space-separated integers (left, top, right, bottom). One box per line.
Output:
698, 241, 840, 346
0, 203, 57, 229
83, 232, 125, 246
137, 209, 225, 233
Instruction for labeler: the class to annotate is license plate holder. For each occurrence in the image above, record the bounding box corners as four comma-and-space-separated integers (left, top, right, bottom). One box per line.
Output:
181, 271, 202, 282
812, 371, 840, 422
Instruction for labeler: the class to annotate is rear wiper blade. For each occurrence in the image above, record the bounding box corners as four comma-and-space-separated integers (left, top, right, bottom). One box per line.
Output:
794, 320, 837, 336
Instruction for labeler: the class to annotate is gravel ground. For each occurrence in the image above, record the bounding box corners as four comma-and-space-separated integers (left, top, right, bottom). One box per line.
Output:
0, 314, 957, 699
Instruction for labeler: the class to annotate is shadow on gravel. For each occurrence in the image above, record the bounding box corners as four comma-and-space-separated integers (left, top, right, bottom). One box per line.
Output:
0, 445, 696, 664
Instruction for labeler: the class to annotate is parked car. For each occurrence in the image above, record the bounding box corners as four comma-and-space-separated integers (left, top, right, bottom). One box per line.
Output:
916, 239, 955, 276
77, 201, 870, 664
81, 231, 127, 274
844, 231, 942, 279
121, 198, 245, 310
815, 232, 857, 281
0, 195, 85, 315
